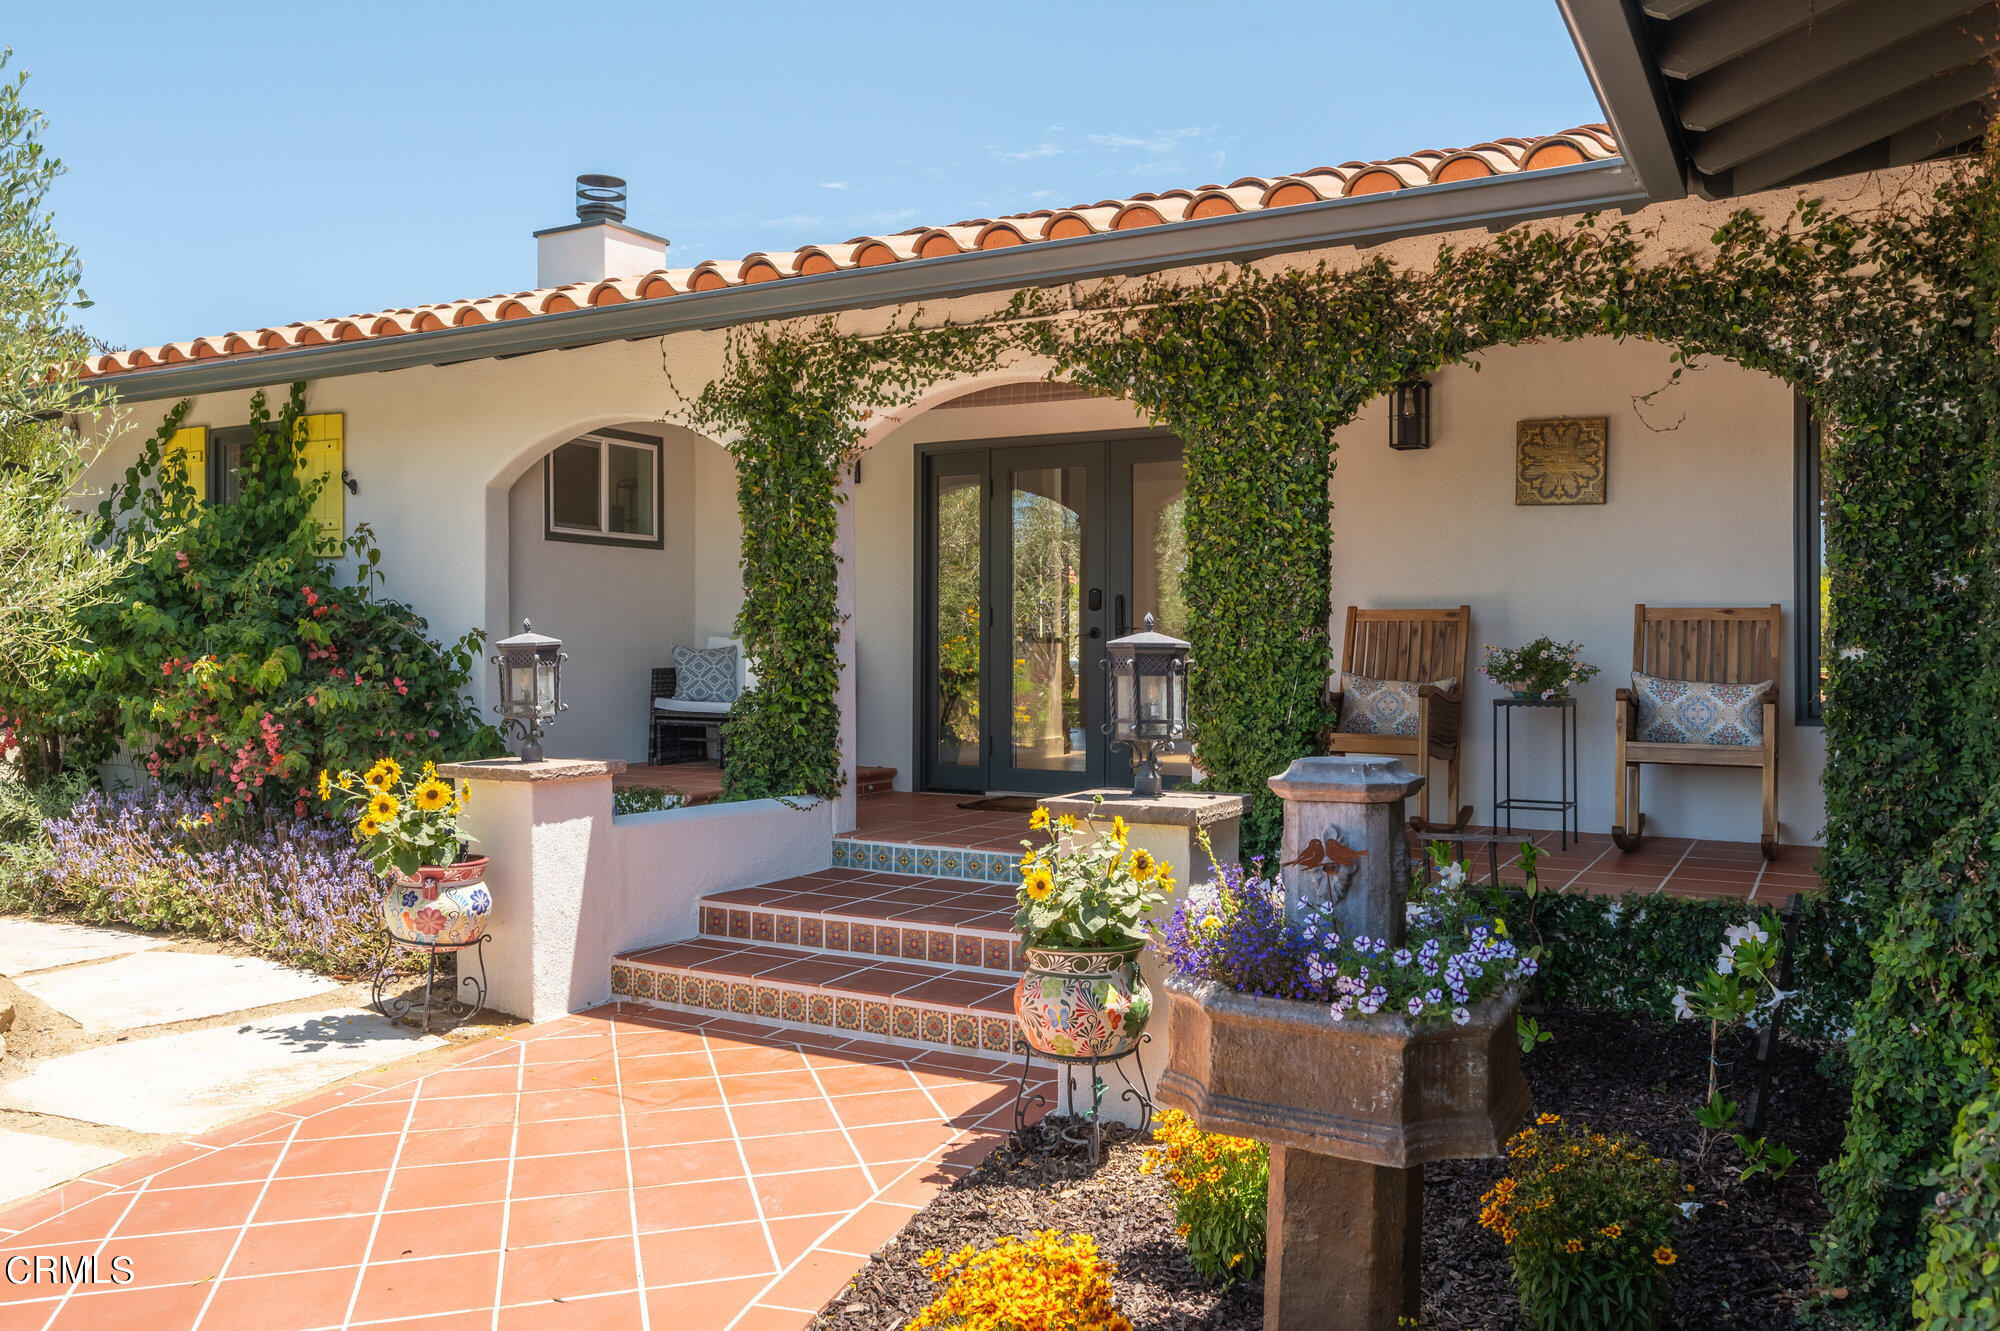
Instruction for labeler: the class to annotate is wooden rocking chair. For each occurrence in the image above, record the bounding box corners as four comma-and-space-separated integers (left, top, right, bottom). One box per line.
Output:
1612, 604, 1782, 860
1321, 605, 1473, 832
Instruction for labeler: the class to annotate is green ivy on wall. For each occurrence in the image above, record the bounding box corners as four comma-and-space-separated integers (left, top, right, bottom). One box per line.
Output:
680, 317, 994, 802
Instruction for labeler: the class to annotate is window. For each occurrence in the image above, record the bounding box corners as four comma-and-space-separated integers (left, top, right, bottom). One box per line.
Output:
165, 414, 345, 554
1794, 398, 1825, 725
207, 425, 268, 505
544, 431, 663, 547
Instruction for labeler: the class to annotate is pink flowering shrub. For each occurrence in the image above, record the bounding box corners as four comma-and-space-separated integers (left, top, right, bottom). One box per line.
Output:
4, 383, 500, 812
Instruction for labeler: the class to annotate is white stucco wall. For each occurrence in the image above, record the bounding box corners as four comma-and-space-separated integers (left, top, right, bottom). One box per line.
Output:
503, 423, 700, 762
1328, 339, 1823, 845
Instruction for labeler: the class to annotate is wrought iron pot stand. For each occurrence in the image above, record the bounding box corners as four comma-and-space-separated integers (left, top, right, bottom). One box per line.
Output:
1011, 1032, 1157, 1166
370, 934, 490, 1033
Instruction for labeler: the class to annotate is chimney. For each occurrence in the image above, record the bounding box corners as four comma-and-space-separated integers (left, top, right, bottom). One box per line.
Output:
534, 175, 670, 288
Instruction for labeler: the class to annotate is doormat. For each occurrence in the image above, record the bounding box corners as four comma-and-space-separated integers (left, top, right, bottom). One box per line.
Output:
956, 795, 1043, 813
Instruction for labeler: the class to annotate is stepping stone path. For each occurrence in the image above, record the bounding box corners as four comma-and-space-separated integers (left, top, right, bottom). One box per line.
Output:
0, 918, 168, 976
0, 918, 458, 1205
0, 1007, 444, 1134
12, 949, 338, 1033
0, 1129, 122, 1210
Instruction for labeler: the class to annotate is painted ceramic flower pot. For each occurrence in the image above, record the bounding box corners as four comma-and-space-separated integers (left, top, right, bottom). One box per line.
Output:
1013, 943, 1152, 1059
382, 856, 491, 950
1156, 973, 1529, 1168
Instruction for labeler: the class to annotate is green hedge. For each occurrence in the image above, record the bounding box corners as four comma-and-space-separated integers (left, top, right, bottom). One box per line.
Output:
1913, 1081, 2000, 1328
1503, 890, 1865, 1046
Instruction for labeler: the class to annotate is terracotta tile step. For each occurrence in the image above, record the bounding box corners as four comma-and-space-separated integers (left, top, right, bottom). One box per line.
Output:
613, 938, 1025, 1057
856, 765, 898, 798
694, 867, 1020, 974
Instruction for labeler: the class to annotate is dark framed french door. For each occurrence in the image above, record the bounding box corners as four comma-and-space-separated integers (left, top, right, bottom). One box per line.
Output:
918, 431, 1188, 794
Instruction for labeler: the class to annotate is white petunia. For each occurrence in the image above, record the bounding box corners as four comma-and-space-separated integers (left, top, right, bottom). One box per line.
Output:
1671, 988, 1695, 1020
1439, 862, 1468, 891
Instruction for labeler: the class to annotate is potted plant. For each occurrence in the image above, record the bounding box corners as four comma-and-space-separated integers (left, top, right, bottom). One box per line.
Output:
1483, 637, 1600, 701
1012, 805, 1172, 1059
1155, 850, 1534, 1164
320, 757, 489, 949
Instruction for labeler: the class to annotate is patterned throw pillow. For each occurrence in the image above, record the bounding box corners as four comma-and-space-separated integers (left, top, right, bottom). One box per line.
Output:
1631, 671, 1771, 746
672, 644, 740, 705
1336, 674, 1457, 737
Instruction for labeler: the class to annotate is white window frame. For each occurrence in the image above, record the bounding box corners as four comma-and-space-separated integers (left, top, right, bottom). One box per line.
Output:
544, 431, 664, 548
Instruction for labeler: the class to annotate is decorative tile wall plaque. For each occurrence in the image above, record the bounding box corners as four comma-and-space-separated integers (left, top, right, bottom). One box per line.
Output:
1516, 417, 1608, 506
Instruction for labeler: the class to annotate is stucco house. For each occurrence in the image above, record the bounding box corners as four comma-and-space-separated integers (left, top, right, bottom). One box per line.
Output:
76, 118, 1858, 846
60, 0, 1998, 1044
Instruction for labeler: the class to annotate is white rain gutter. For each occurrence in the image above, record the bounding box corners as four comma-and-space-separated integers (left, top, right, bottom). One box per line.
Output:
95, 158, 1650, 403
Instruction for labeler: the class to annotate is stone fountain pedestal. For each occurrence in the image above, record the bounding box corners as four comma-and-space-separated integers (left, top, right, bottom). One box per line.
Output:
1156, 755, 1528, 1331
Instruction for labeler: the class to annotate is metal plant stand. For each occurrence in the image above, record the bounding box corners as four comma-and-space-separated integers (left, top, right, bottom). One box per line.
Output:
1492, 695, 1580, 849
1012, 1033, 1156, 1165
370, 935, 490, 1033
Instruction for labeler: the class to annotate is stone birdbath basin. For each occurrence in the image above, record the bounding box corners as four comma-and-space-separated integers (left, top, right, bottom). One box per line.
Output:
1156, 756, 1529, 1331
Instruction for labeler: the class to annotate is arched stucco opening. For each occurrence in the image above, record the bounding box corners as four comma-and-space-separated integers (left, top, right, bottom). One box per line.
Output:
845, 371, 1153, 792
488, 418, 742, 763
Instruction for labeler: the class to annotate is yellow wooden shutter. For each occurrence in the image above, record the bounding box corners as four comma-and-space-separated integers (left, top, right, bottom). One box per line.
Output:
296, 413, 345, 553
162, 426, 208, 502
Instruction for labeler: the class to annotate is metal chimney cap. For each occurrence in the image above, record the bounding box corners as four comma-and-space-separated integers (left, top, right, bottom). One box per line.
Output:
575, 174, 628, 223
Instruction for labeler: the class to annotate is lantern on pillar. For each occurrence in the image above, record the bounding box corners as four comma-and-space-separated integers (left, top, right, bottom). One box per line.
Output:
1103, 614, 1191, 798
492, 620, 566, 762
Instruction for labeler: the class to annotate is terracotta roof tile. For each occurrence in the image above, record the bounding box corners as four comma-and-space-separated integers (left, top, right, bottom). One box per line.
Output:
81, 124, 1617, 380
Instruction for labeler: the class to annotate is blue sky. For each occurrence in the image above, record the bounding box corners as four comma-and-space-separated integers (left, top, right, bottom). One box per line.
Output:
12, 2, 1602, 352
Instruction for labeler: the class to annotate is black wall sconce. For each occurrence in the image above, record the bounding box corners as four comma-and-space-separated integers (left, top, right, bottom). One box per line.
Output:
1388, 378, 1432, 451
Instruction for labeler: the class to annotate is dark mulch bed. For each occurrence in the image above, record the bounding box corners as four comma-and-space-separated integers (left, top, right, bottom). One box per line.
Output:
811, 1010, 1848, 1330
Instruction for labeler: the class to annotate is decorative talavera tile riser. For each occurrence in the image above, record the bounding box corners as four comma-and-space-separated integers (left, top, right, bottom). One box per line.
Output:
696, 904, 1021, 975
832, 839, 1020, 885
610, 963, 1027, 1057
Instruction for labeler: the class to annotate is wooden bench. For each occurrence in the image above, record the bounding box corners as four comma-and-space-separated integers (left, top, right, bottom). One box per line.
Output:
1612, 604, 1781, 859
1321, 605, 1472, 831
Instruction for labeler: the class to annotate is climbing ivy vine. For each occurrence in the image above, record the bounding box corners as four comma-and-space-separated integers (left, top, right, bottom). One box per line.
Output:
679, 146, 2000, 1324
680, 317, 994, 802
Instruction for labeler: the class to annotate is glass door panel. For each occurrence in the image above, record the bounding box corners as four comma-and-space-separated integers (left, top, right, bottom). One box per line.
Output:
932, 471, 984, 774
1126, 455, 1192, 782
1008, 466, 1087, 776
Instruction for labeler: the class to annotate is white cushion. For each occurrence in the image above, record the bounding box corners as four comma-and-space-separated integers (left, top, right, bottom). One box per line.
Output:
706, 635, 757, 690
653, 697, 732, 714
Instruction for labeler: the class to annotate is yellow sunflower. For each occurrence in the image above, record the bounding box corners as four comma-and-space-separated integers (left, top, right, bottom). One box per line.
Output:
411, 779, 453, 813
336, 769, 355, 791
1110, 815, 1130, 847
1028, 806, 1050, 831
355, 816, 381, 840
1057, 813, 1078, 833
1127, 848, 1158, 880
1022, 866, 1055, 902
362, 758, 402, 792
315, 770, 331, 801
366, 791, 400, 821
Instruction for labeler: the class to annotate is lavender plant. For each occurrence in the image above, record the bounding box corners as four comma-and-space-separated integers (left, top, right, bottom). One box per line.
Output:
11, 787, 401, 975
1158, 854, 1535, 1025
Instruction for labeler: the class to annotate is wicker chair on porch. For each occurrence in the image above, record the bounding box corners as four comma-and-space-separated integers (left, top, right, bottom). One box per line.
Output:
1613, 604, 1782, 859
648, 666, 729, 766
1319, 605, 1473, 832
648, 637, 751, 768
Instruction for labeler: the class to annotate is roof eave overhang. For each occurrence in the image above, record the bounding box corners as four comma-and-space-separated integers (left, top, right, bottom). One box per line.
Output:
91, 157, 1648, 403
1555, 0, 1691, 200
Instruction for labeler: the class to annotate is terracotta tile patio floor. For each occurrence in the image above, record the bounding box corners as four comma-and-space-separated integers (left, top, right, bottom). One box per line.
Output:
843, 793, 1821, 901
0, 1004, 1045, 1330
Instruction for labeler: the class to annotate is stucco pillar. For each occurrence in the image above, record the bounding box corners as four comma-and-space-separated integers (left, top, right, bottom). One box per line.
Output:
1269, 756, 1422, 947
438, 757, 623, 1023
833, 473, 858, 834
1039, 788, 1251, 1126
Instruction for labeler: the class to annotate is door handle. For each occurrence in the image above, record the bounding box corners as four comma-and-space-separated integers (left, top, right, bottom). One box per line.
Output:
1114, 594, 1128, 637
